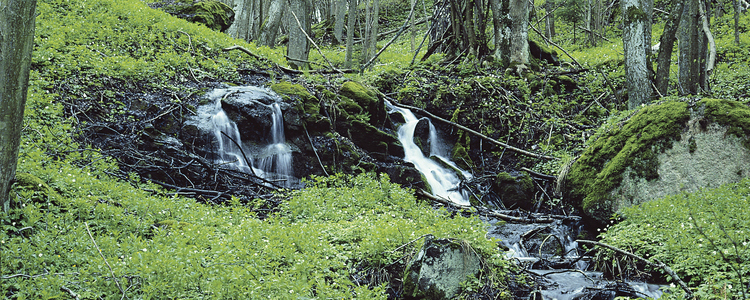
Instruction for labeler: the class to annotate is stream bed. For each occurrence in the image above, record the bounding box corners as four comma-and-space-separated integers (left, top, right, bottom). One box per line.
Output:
483, 214, 665, 300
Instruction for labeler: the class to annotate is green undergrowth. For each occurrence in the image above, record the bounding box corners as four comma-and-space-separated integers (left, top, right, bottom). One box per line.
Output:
33, 0, 284, 85
598, 178, 750, 299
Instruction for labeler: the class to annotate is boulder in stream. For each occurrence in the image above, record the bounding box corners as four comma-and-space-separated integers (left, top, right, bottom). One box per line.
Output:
403, 235, 482, 300
567, 99, 750, 223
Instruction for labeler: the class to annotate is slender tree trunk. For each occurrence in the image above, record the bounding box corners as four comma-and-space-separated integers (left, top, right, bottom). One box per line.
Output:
655, 0, 684, 96
622, 0, 652, 108
287, 0, 311, 69
411, 0, 417, 51
362, 0, 379, 65
259, 0, 286, 47
678, 0, 707, 95
345, 0, 357, 68
334, 0, 346, 43
735, 0, 741, 46
0, 0, 37, 211
545, 0, 556, 38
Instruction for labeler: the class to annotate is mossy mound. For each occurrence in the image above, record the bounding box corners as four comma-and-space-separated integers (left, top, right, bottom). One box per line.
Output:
13, 173, 61, 205
339, 81, 386, 125
271, 81, 331, 132
492, 172, 535, 210
567, 99, 750, 223
157, 0, 235, 32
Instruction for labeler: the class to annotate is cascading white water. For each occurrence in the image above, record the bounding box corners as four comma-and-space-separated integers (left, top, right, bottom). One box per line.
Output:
256, 103, 293, 184
195, 86, 294, 186
387, 102, 472, 206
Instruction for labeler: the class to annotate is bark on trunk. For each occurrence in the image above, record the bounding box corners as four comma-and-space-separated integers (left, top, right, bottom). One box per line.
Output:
545, 0, 556, 38
287, 0, 311, 69
334, 0, 346, 43
258, 0, 286, 47
0, 0, 37, 211
678, 0, 707, 95
655, 0, 684, 96
345, 0, 357, 68
622, 0, 652, 108
493, 0, 530, 65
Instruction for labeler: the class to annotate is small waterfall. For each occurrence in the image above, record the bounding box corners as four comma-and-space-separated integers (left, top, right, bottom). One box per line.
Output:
387, 102, 472, 206
195, 86, 294, 186
256, 103, 293, 184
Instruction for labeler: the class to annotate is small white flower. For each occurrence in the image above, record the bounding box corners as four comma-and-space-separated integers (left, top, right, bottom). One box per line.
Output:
142, 248, 147, 252
38, 253, 43, 257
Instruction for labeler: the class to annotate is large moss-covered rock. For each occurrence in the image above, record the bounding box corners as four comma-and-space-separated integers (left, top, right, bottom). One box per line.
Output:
339, 81, 386, 125
567, 99, 750, 223
403, 235, 482, 300
156, 1, 235, 32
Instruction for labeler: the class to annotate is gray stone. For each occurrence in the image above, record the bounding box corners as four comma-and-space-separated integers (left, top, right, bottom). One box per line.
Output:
403, 235, 482, 300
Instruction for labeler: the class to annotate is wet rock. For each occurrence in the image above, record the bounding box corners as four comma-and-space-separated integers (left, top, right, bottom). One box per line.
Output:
220, 93, 276, 144
568, 99, 750, 224
403, 235, 482, 300
492, 172, 535, 210
413, 118, 431, 157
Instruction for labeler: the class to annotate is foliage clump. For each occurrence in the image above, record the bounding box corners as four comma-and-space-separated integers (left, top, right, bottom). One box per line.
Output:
598, 178, 750, 299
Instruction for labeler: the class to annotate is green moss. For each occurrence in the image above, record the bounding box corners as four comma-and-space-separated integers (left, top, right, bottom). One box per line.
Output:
13, 173, 61, 205
182, 1, 234, 32
700, 98, 750, 150
271, 81, 316, 102
339, 81, 386, 124
567, 101, 690, 221
492, 172, 535, 210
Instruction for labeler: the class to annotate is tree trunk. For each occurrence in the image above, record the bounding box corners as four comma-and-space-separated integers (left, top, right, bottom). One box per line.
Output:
622, 0, 652, 108
545, 0, 556, 38
655, 0, 684, 96
493, 0, 530, 65
0, 0, 37, 211
345, 0, 357, 68
362, 0, 380, 65
736, 0, 743, 46
258, 0, 286, 47
678, 0, 707, 95
287, 0, 311, 69
334, 0, 346, 43
411, 0, 417, 50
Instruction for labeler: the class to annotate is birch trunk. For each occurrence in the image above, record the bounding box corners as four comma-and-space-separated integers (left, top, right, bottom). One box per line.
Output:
0, 0, 37, 211
258, 0, 286, 47
622, 0, 651, 108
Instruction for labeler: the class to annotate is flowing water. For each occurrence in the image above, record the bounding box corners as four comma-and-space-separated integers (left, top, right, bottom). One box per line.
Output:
193, 86, 295, 186
386, 101, 472, 206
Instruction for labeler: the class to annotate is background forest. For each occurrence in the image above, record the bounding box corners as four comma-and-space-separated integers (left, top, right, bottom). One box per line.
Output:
1, 0, 749, 299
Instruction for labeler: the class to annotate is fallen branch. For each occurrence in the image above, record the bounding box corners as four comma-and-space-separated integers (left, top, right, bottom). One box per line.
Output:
577, 239, 693, 299
387, 98, 558, 160
361, 0, 419, 70
85, 222, 126, 300
60, 286, 81, 300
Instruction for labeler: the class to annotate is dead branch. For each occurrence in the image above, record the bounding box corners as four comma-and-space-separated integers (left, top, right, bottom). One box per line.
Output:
85, 222, 126, 300
577, 239, 694, 299
387, 98, 558, 160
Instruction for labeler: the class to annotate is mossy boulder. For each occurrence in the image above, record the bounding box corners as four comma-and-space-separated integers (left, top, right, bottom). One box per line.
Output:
271, 81, 330, 133
492, 172, 535, 210
529, 39, 559, 66
345, 119, 403, 159
403, 235, 481, 300
339, 81, 387, 126
157, 1, 235, 32
567, 99, 750, 224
